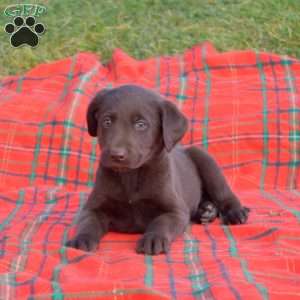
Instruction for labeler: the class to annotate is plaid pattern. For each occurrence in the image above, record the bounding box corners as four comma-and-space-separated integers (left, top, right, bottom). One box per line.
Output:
0, 42, 299, 299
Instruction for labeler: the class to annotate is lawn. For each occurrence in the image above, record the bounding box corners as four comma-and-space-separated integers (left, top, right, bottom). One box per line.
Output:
0, 0, 299, 77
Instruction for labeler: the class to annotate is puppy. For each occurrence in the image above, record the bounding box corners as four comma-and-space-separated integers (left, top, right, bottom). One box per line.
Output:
66, 85, 249, 255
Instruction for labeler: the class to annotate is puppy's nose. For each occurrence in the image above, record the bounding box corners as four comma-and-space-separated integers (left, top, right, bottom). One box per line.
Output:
110, 149, 126, 162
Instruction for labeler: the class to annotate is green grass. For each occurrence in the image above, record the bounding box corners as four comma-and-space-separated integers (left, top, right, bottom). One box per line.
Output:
0, 0, 299, 77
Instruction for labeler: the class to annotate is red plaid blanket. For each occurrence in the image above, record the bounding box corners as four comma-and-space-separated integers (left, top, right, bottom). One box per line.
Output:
0, 42, 299, 299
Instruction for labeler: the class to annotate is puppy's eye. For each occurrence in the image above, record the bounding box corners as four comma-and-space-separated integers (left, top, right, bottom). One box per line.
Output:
102, 117, 112, 128
134, 120, 148, 131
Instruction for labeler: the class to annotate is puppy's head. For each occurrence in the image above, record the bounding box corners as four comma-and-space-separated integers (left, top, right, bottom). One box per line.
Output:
87, 85, 188, 172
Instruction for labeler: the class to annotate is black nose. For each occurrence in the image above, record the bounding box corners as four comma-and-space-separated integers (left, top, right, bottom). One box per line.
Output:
110, 149, 126, 162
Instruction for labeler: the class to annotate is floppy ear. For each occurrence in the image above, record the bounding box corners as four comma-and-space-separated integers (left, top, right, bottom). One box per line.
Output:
161, 100, 188, 152
87, 89, 110, 137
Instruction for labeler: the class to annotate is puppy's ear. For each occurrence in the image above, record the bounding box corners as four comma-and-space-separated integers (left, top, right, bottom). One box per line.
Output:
161, 100, 188, 152
87, 89, 110, 137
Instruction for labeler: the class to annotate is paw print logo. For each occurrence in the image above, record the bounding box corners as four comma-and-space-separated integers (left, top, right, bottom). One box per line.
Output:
4, 16, 45, 48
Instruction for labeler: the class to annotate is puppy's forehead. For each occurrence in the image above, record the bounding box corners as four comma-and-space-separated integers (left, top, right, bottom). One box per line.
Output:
99, 86, 162, 117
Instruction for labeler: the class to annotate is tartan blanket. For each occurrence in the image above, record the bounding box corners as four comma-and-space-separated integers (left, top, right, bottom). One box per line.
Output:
0, 42, 299, 300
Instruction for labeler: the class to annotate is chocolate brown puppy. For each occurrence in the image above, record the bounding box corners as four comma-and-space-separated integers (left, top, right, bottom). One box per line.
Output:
66, 85, 249, 255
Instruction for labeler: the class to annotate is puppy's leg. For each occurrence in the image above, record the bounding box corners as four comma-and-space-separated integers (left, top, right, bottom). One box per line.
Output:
66, 209, 108, 251
186, 146, 249, 225
136, 212, 188, 255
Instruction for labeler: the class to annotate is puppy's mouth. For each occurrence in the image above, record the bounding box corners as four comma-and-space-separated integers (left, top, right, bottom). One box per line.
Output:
111, 166, 131, 173
103, 162, 135, 173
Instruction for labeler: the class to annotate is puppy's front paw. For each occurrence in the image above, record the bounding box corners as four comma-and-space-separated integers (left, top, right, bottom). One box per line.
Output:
221, 206, 250, 225
66, 234, 98, 252
136, 232, 170, 255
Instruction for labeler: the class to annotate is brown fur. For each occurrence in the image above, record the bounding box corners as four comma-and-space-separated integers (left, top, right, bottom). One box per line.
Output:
66, 85, 249, 255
